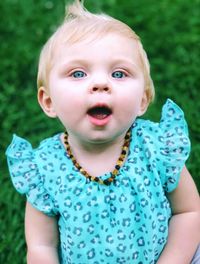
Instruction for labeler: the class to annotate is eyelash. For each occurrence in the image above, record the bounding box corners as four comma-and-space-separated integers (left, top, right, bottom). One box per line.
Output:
70, 70, 87, 78
68, 69, 129, 79
111, 70, 127, 78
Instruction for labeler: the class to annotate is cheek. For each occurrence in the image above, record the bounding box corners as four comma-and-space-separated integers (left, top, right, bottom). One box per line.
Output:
116, 91, 144, 118
118, 86, 144, 104
52, 94, 85, 120
50, 84, 77, 107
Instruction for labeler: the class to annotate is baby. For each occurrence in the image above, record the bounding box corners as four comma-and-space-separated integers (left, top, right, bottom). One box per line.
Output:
6, 0, 200, 263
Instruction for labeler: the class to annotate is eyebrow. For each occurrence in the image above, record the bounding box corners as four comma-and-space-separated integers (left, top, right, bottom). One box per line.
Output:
59, 58, 141, 72
110, 58, 141, 71
59, 59, 88, 69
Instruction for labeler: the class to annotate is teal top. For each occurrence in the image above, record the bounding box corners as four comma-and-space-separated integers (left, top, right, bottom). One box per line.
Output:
6, 99, 190, 264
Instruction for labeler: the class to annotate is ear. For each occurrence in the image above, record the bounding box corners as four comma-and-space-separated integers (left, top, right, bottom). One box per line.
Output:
37, 87, 57, 118
138, 92, 149, 116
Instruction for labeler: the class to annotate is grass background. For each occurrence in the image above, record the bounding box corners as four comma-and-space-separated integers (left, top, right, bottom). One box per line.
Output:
0, 0, 199, 263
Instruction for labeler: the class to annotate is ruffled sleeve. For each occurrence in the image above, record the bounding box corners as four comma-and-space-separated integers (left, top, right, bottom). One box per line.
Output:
158, 99, 191, 192
6, 135, 57, 216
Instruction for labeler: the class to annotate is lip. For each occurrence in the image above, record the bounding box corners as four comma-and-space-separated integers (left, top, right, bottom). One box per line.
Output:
87, 103, 112, 127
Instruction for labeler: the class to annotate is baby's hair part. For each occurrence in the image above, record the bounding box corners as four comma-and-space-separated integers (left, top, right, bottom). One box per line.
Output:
37, 0, 155, 103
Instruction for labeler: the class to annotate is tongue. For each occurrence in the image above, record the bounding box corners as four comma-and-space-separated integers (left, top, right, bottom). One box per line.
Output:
90, 113, 108, 120
88, 107, 111, 120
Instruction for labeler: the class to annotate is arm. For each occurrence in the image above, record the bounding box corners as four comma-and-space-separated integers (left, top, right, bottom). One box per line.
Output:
157, 166, 200, 264
25, 202, 60, 264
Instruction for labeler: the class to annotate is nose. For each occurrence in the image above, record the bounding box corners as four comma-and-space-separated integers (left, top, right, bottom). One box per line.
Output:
89, 75, 111, 93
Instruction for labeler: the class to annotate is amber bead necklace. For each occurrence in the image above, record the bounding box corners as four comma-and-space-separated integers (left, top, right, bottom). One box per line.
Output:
64, 129, 131, 186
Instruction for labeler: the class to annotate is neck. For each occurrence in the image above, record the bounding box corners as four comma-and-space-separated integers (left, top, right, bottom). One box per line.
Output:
68, 133, 126, 155
62, 130, 130, 178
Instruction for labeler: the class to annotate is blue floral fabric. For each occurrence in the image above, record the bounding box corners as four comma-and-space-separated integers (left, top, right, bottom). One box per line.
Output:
6, 99, 190, 264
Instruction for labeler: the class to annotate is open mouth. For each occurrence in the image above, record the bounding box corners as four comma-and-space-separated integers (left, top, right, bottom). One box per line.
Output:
87, 105, 112, 120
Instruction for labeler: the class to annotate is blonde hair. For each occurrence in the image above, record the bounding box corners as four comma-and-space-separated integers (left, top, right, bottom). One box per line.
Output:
37, 0, 155, 103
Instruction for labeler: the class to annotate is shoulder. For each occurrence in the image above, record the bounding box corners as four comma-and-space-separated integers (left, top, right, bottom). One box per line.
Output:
132, 99, 190, 148
5, 133, 64, 185
6, 133, 62, 160
130, 99, 191, 192
5, 133, 62, 215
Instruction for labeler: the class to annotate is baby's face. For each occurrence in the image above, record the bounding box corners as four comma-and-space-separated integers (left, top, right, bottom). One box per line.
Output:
39, 33, 148, 144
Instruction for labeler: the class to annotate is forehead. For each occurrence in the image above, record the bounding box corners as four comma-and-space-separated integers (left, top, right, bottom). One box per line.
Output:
53, 33, 143, 68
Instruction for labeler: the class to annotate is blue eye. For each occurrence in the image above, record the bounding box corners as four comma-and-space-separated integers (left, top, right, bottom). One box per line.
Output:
71, 71, 86, 78
112, 71, 126, 78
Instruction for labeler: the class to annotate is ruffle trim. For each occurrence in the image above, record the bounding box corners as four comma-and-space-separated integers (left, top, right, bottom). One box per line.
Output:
158, 99, 190, 192
6, 135, 57, 216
